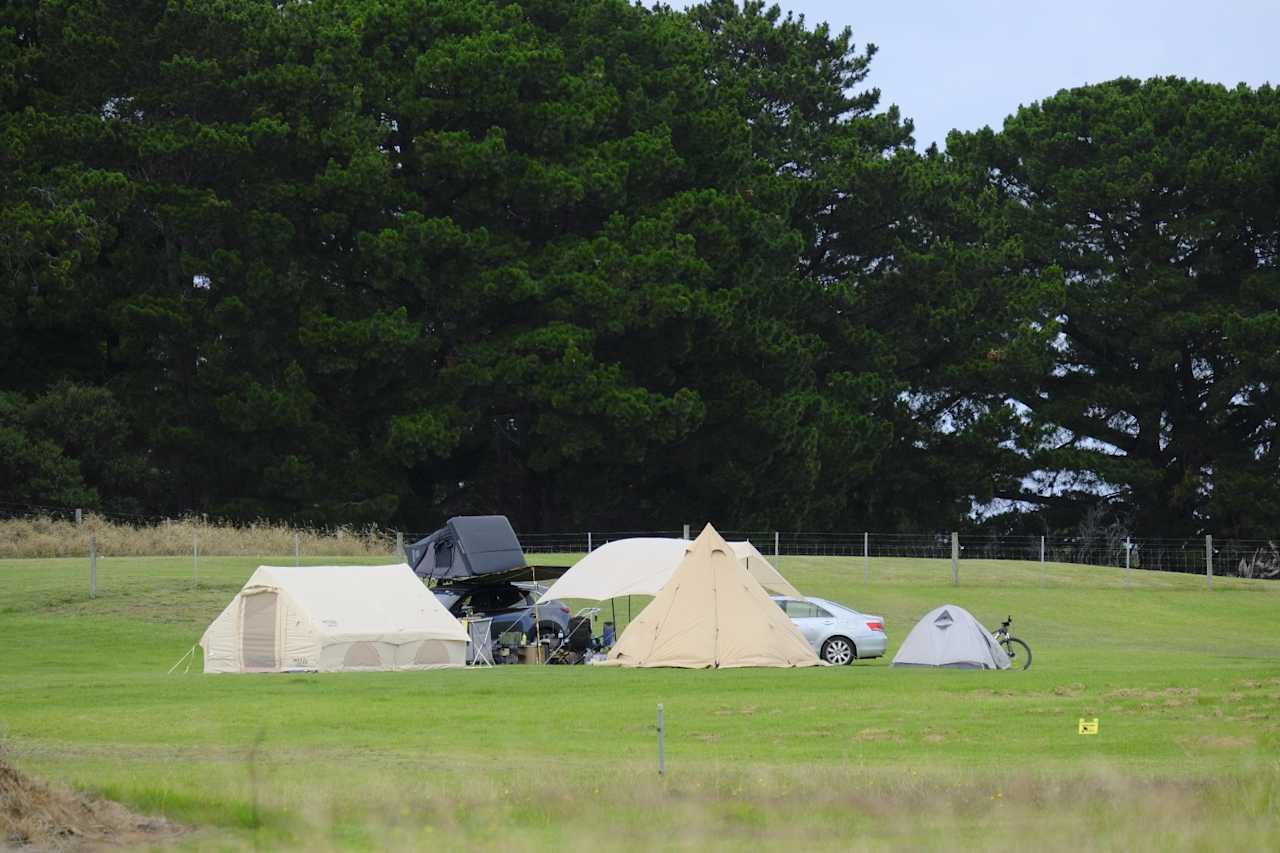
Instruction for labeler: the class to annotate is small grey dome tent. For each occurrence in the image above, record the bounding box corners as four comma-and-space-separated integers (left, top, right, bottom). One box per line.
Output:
891, 605, 1011, 669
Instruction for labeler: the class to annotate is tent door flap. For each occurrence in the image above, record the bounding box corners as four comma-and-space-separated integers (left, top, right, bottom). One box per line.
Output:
241, 591, 279, 671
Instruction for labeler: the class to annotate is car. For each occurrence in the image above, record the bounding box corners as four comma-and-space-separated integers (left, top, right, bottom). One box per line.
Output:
771, 596, 887, 665
432, 581, 573, 642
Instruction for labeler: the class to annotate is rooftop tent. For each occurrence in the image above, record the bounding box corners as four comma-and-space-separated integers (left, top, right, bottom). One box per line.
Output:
602, 525, 819, 668
535, 537, 801, 603
890, 604, 1011, 670
200, 564, 469, 673
406, 515, 528, 581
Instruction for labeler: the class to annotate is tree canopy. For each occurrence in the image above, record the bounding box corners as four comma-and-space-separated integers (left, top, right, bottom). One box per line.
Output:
2, 2, 1277, 537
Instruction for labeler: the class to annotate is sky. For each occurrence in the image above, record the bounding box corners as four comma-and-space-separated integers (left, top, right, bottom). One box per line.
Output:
744, 0, 1278, 149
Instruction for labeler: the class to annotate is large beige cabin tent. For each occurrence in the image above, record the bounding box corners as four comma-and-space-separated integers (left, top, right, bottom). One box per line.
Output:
201, 564, 469, 673
536, 537, 800, 603
604, 525, 819, 668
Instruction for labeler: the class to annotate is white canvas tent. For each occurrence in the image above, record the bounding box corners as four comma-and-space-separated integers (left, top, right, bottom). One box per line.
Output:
890, 604, 1011, 669
602, 525, 819, 668
536, 537, 800, 603
201, 564, 469, 673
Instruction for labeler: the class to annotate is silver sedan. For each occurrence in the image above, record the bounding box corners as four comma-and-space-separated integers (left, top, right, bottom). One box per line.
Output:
772, 596, 887, 665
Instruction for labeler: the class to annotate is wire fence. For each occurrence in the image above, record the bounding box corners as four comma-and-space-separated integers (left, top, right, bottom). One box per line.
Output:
3, 503, 1278, 582
515, 529, 1280, 581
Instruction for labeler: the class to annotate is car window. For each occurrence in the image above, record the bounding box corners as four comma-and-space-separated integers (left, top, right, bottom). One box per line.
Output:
468, 586, 526, 611
774, 599, 788, 611
785, 601, 821, 618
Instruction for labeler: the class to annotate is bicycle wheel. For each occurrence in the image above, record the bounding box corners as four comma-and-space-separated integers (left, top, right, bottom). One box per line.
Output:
1001, 638, 1032, 671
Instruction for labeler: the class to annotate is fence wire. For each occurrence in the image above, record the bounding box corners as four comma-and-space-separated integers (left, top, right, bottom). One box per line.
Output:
3, 503, 1278, 580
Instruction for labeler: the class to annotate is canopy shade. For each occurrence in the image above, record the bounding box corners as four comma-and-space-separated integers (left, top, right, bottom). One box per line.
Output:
535, 536, 800, 603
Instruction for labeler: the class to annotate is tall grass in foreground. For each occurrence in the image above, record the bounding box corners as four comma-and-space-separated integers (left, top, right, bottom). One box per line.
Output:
0, 515, 397, 559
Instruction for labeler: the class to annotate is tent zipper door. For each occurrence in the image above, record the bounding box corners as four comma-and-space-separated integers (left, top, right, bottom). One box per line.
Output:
240, 589, 280, 672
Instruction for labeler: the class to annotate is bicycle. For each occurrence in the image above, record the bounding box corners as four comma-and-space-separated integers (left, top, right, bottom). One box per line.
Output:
993, 615, 1032, 670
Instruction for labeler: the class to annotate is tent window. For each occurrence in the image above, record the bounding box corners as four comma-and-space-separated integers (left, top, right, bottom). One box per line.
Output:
435, 540, 453, 568
241, 592, 278, 671
343, 642, 383, 668
412, 640, 450, 665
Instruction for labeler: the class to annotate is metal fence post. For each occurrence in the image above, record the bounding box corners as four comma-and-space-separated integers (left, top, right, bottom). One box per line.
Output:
193, 533, 199, 589
1124, 536, 1130, 588
863, 532, 869, 583
1040, 535, 1045, 588
75, 508, 82, 527
395, 530, 403, 558
950, 532, 959, 586
89, 534, 97, 599
587, 532, 593, 553
774, 531, 779, 557
682, 524, 690, 540
657, 703, 665, 776
1206, 535, 1213, 590
294, 531, 300, 566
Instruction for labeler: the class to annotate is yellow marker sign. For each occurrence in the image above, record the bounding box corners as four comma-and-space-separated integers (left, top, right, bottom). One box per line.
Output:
1078, 718, 1099, 735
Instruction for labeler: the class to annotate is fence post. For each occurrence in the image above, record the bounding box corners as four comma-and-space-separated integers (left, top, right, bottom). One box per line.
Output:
294, 532, 300, 566
863, 532, 869, 583
950, 532, 959, 586
682, 524, 690, 540
656, 703, 665, 776
193, 533, 199, 589
1124, 536, 1131, 588
1040, 535, 1045, 588
774, 531, 779, 557
587, 532, 593, 553
75, 508, 82, 527
1206, 535, 1213, 590
395, 530, 404, 558
89, 534, 97, 599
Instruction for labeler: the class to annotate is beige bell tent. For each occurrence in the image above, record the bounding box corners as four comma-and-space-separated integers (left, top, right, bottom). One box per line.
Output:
604, 525, 819, 668
201, 564, 469, 673
536, 537, 800, 603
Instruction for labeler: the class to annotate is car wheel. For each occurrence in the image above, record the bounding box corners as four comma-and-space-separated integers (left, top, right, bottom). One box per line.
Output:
821, 636, 856, 666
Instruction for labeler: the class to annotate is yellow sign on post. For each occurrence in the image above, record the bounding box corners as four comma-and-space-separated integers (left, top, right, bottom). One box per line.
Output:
1078, 718, 1099, 735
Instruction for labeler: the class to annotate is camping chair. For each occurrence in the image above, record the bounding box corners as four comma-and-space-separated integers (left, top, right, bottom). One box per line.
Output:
463, 617, 495, 666
547, 607, 600, 664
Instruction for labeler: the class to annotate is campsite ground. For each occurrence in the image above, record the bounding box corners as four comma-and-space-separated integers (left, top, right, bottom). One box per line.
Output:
1, 554, 1278, 850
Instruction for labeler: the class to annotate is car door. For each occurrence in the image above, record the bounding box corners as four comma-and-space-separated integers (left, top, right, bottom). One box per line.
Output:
785, 600, 834, 647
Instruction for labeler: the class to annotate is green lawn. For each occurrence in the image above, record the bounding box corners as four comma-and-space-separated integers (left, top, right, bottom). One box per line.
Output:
1, 554, 1278, 850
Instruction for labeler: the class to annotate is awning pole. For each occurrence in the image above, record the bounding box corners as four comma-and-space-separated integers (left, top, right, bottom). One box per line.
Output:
532, 563, 542, 657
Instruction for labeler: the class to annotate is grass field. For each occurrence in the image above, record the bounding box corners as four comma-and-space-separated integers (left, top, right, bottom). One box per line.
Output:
2, 553, 1278, 850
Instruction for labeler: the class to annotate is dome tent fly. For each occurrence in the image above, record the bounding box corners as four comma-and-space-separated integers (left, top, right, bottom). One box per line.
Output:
890, 604, 1011, 669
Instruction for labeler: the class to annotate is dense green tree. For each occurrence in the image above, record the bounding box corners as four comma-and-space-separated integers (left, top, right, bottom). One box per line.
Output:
950, 78, 1280, 537
6, 2, 1274, 538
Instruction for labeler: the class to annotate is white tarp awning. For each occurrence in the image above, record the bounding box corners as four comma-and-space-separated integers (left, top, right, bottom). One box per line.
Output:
536, 537, 800, 603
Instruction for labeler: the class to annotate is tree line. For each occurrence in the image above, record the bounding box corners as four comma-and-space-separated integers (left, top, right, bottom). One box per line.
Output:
3, 0, 1278, 538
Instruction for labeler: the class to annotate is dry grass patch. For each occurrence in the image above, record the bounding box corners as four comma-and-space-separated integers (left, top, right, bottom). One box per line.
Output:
0, 756, 180, 849
0, 515, 396, 559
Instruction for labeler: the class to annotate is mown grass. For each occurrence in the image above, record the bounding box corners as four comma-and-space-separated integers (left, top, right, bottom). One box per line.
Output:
1, 553, 1278, 850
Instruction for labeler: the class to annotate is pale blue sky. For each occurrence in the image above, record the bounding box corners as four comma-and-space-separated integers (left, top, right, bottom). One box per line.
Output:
699, 1, 1278, 149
